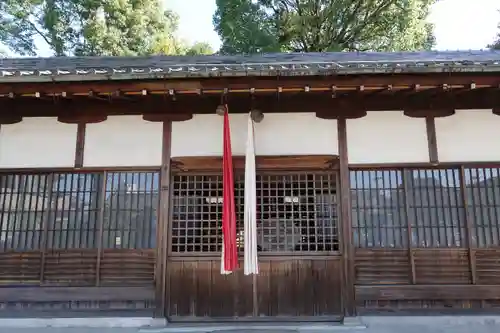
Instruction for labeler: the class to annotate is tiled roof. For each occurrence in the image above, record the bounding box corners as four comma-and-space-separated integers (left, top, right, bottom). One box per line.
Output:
1, 50, 500, 83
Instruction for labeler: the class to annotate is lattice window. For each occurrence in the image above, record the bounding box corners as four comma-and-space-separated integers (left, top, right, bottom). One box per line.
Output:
351, 169, 407, 248
47, 173, 101, 249
351, 168, 466, 248
170, 172, 339, 254
464, 167, 500, 247
102, 171, 159, 249
0, 171, 159, 251
0, 174, 50, 250
407, 168, 464, 248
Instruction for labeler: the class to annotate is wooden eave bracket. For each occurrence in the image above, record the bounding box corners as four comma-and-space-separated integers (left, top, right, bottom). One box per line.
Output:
0, 115, 23, 124
404, 109, 455, 118
142, 113, 193, 122
316, 109, 367, 120
58, 114, 108, 124
492, 108, 500, 116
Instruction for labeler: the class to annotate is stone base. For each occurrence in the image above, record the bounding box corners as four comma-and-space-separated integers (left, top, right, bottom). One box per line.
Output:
0, 317, 166, 328
141, 321, 366, 333
342, 317, 364, 327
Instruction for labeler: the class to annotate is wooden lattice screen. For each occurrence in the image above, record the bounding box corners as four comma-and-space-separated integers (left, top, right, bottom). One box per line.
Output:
0, 170, 159, 287
170, 171, 339, 255
351, 166, 500, 312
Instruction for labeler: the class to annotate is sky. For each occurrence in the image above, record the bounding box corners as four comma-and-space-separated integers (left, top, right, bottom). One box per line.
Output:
19, 0, 500, 56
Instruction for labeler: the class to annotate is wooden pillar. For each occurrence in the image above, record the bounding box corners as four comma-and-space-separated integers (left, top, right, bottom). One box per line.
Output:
337, 117, 356, 317
153, 118, 173, 318
425, 116, 439, 164
402, 169, 417, 284
459, 166, 477, 285
74, 123, 86, 167
142, 113, 182, 318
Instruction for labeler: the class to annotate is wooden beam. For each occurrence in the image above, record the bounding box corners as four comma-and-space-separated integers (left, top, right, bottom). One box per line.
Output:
356, 285, 500, 301
337, 118, 356, 317
1, 90, 500, 118
0, 72, 499, 95
0, 286, 154, 303
171, 155, 338, 173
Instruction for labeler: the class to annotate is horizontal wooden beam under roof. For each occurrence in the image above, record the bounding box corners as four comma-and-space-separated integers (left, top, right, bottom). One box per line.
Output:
0, 87, 499, 123
0, 72, 498, 97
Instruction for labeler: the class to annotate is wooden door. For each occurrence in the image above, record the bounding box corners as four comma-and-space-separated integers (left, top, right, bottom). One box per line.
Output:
166, 168, 343, 321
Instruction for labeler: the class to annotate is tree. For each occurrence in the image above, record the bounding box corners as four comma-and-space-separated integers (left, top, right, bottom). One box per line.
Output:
184, 42, 214, 55
0, 0, 211, 56
213, 0, 436, 54
152, 39, 214, 56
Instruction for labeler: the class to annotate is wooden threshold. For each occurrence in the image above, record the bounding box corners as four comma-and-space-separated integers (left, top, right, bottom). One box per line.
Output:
0, 286, 154, 303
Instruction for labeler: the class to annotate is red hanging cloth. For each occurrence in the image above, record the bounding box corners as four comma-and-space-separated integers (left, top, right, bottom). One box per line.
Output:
221, 106, 238, 272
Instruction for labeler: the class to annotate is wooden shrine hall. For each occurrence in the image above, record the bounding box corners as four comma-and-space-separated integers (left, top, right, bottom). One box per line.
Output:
1, 51, 500, 321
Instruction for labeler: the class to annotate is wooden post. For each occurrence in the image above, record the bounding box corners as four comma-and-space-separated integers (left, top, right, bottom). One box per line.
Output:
425, 116, 439, 164
337, 117, 356, 317
95, 171, 107, 286
39, 174, 55, 283
155, 120, 172, 318
459, 166, 477, 284
402, 169, 417, 284
74, 123, 86, 168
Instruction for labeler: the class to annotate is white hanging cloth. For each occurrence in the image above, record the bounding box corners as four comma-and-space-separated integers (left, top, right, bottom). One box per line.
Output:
243, 112, 259, 275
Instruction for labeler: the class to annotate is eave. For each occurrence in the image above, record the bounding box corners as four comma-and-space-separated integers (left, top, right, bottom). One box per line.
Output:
1, 50, 500, 83
1, 51, 500, 123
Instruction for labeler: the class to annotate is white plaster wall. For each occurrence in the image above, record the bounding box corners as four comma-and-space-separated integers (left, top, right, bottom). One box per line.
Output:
346, 111, 429, 164
0, 117, 77, 168
435, 109, 500, 162
171, 113, 338, 157
84, 115, 162, 167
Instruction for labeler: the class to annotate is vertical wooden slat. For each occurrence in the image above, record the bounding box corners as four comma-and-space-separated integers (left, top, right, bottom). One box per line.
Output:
156, 120, 172, 318
402, 169, 417, 284
39, 174, 55, 283
74, 123, 86, 168
425, 116, 439, 164
95, 171, 107, 286
460, 166, 477, 284
337, 118, 355, 317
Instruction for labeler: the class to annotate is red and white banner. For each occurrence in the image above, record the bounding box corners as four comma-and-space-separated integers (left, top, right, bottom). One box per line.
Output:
244, 112, 259, 275
221, 106, 238, 274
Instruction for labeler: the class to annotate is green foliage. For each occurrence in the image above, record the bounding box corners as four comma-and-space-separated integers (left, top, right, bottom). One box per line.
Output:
214, 0, 437, 54
0, 0, 211, 56
184, 41, 214, 55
